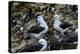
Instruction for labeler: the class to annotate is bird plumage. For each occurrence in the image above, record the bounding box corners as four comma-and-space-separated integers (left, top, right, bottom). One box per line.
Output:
27, 26, 45, 34
53, 15, 72, 34
58, 29, 78, 43
18, 43, 43, 52
27, 15, 48, 39
16, 39, 47, 52
60, 22, 72, 29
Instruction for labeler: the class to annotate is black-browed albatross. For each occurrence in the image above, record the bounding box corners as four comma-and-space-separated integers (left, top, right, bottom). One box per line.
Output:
27, 15, 48, 40
58, 28, 78, 44
16, 39, 47, 52
53, 15, 72, 35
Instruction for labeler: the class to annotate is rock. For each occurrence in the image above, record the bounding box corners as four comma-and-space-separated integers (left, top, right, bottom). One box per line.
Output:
11, 37, 21, 42
12, 42, 19, 48
15, 31, 23, 35
20, 27, 24, 32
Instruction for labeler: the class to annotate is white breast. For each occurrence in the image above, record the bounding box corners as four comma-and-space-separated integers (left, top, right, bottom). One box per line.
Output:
54, 18, 63, 32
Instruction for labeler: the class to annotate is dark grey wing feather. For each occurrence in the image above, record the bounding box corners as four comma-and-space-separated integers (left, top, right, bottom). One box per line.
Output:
17, 43, 43, 52
60, 22, 72, 29
27, 26, 45, 34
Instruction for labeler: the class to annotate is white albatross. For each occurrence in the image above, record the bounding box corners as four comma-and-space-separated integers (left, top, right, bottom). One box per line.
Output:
27, 15, 48, 40
16, 39, 47, 52
53, 15, 72, 35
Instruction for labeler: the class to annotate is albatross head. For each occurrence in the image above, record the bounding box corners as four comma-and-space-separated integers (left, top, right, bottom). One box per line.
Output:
54, 15, 60, 21
36, 15, 48, 27
38, 39, 47, 51
38, 39, 47, 45
37, 15, 44, 21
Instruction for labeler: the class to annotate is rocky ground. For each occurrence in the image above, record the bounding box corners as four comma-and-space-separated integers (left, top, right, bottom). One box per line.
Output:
9, 1, 78, 53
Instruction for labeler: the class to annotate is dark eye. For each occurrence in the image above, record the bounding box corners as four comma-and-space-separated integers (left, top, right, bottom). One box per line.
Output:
40, 41, 43, 43
39, 17, 40, 18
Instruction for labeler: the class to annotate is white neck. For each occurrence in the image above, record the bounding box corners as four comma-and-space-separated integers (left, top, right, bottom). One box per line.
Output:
38, 18, 48, 28
37, 15, 48, 28
40, 44, 47, 51
39, 39, 47, 51
54, 18, 61, 25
